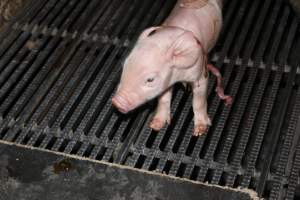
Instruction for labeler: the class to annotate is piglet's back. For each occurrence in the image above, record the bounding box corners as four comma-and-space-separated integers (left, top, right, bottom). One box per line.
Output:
163, 0, 222, 52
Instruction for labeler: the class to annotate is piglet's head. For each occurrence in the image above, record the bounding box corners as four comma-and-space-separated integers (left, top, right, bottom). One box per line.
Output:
112, 26, 202, 113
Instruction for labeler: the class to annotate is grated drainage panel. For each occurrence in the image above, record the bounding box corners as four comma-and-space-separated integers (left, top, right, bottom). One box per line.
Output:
0, 0, 300, 199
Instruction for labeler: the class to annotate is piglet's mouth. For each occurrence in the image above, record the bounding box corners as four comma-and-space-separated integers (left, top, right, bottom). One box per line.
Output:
112, 94, 134, 114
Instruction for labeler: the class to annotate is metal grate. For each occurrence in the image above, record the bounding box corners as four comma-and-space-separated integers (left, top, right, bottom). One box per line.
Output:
0, 0, 300, 199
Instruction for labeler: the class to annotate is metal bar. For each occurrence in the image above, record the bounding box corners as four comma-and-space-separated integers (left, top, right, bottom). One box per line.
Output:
209, 0, 262, 184
20, 38, 83, 127
30, 41, 87, 126
38, 45, 98, 128
0, 32, 30, 76
268, 18, 299, 199
56, 0, 89, 29
141, 89, 185, 170
182, 64, 233, 179
0, 30, 23, 58
0, 37, 59, 121
60, 46, 122, 133
0, 37, 51, 117
285, 112, 300, 200
13, 38, 73, 123
242, 7, 291, 192
39, 0, 69, 28
48, 44, 111, 130
15, 0, 49, 27
30, 0, 60, 26
83, 0, 121, 35
225, 0, 278, 186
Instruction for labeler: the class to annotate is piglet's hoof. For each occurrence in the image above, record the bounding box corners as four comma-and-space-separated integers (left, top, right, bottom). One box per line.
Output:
193, 124, 209, 136
150, 117, 170, 131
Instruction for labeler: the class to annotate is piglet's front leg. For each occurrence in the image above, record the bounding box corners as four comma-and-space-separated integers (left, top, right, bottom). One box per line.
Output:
150, 89, 172, 131
192, 77, 211, 136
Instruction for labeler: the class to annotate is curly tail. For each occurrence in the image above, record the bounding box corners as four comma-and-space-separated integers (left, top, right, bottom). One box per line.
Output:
207, 64, 232, 105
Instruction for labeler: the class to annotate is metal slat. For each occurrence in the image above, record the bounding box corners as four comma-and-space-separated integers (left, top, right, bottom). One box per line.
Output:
0, 37, 51, 115
210, 0, 241, 56
47, 44, 111, 130
209, 0, 262, 184
60, 47, 122, 133
102, 117, 131, 162
26, 129, 44, 146
211, 67, 257, 184
182, 64, 233, 179
90, 0, 129, 35
285, 113, 300, 199
141, 90, 186, 170
151, 76, 216, 174
213, 0, 251, 66
15, 0, 49, 27
116, 0, 164, 41
69, 0, 105, 33
29, 0, 60, 26
12, 38, 73, 123
225, 0, 278, 186
242, 6, 291, 191
0, 32, 30, 77
268, 18, 299, 200
0, 30, 23, 58
8, 0, 48, 29
38, 45, 98, 128
196, 66, 246, 182
3, 38, 59, 123
27, 41, 87, 126
38, 0, 69, 29
83, 0, 121, 35
257, 52, 296, 198
22, 39, 82, 123
154, 94, 192, 173
188, 0, 256, 181
226, 66, 270, 187
0, 37, 59, 120
15, 126, 35, 144
56, 0, 89, 30
269, 77, 300, 200
115, 110, 152, 163
241, 70, 283, 188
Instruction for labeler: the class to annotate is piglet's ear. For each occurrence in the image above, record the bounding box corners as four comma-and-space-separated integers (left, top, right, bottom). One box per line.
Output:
139, 26, 161, 40
169, 31, 201, 69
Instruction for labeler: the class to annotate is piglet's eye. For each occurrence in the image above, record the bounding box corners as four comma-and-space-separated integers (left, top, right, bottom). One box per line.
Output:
147, 78, 155, 83
144, 73, 159, 87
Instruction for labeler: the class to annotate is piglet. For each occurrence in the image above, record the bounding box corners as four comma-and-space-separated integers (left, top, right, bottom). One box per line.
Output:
112, 0, 232, 136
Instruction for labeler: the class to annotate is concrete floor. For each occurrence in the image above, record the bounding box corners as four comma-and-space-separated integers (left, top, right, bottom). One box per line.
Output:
0, 142, 253, 200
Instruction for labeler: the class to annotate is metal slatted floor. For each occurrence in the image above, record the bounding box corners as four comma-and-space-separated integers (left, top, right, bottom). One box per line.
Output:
0, 0, 300, 199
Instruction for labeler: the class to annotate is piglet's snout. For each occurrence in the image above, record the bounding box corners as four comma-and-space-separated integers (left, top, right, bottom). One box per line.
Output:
112, 91, 135, 113
112, 95, 129, 113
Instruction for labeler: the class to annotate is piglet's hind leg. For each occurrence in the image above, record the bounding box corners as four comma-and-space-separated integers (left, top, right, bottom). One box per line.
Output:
192, 78, 211, 136
150, 88, 172, 131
